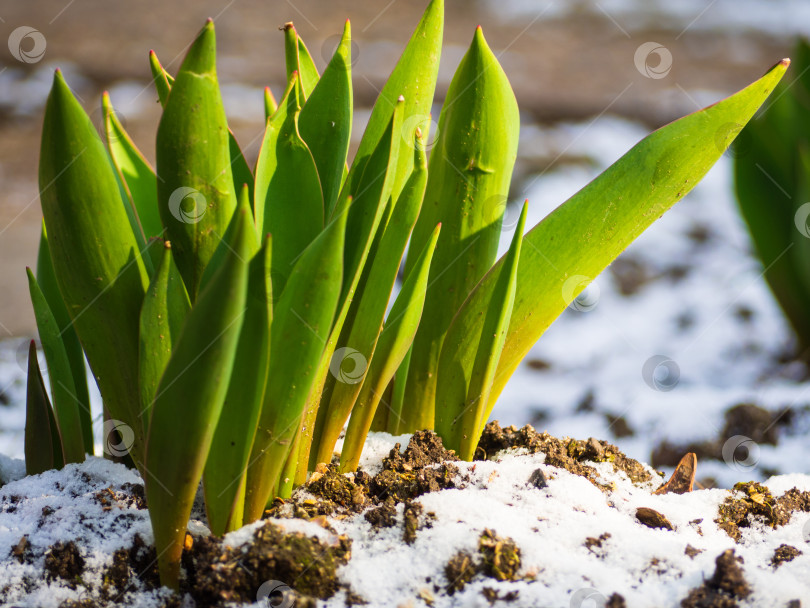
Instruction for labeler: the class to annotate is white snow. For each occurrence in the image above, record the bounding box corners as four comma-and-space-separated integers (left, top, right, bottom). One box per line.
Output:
0, 435, 808, 606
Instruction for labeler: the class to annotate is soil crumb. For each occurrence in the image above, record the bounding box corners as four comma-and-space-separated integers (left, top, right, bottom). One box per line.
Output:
191, 521, 350, 606
443, 530, 522, 594
716, 482, 810, 542
771, 544, 802, 568
681, 549, 751, 607
44, 541, 85, 588
477, 421, 652, 489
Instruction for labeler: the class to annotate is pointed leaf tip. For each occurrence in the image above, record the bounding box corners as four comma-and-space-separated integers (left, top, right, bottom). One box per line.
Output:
182, 19, 217, 75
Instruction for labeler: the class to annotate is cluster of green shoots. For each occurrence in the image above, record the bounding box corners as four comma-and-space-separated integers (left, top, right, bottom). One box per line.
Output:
734, 38, 810, 354
23, 0, 786, 590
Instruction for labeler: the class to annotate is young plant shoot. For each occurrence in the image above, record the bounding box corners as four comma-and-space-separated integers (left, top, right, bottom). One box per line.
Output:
27, 0, 787, 589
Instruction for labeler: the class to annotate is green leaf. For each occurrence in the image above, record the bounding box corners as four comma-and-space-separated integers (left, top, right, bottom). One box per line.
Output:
36, 224, 93, 455
204, 220, 271, 537
145, 203, 252, 590
138, 241, 191, 427
150, 49, 252, 203
283, 23, 320, 99
312, 138, 427, 465
477, 60, 789, 426
254, 72, 324, 294
102, 92, 163, 240
156, 20, 238, 301
149, 49, 173, 106
298, 20, 353, 218
298, 100, 404, 474
402, 26, 520, 431
25, 340, 64, 475
340, 223, 441, 472
244, 207, 346, 522
734, 45, 810, 348
39, 69, 149, 464
435, 202, 527, 460
338, 0, 443, 211
229, 133, 255, 209
27, 268, 85, 463
264, 86, 278, 120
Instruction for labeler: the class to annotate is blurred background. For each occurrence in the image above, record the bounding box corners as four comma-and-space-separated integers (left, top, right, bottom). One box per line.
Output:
0, 0, 808, 485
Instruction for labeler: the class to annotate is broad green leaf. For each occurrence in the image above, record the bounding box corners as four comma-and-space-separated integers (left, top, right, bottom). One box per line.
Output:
39, 69, 149, 465
244, 208, 346, 522
435, 203, 527, 460
138, 242, 191, 427
199, 185, 259, 291
283, 23, 320, 99
102, 92, 163, 240
204, 229, 271, 537
340, 223, 441, 472
145, 204, 252, 589
27, 269, 85, 463
402, 27, 520, 431
156, 20, 238, 301
150, 49, 253, 204
474, 60, 789, 426
312, 138, 427, 465
264, 86, 278, 120
36, 224, 92, 455
297, 101, 404, 474
254, 72, 324, 294
336, 0, 443, 214
25, 340, 64, 475
299, 20, 353, 218
734, 45, 810, 348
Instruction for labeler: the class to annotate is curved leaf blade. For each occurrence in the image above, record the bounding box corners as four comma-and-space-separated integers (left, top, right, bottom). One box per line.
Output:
340, 223, 441, 472
103, 92, 163, 240
39, 69, 149, 463
299, 20, 353, 218
25, 340, 64, 475
481, 60, 790, 422
255, 73, 324, 294
138, 242, 191, 427
204, 224, 271, 536
435, 202, 527, 460
27, 268, 85, 463
244, 208, 346, 521
145, 204, 252, 589
156, 20, 238, 301
402, 26, 520, 431
36, 224, 92, 454
313, 139, 427, 464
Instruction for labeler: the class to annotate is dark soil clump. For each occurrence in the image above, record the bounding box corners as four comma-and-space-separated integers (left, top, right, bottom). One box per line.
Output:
190, 521, 350, 606
681, 549, 750, 607
716, 482, 810, 541
445, 551, 478, 594
771, 544, 802, 568
444, 530, 523, 594
44, 541, 85, 588
477, 421, 652, 489
267, 430, 460, 550
478, 529, 521, 581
